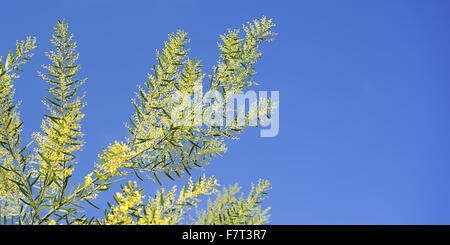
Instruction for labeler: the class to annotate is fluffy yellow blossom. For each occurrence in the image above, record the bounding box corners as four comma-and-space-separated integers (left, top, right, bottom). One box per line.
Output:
84, 173, 94, 187
105, 181, 144, 225
96, 141, 134, 176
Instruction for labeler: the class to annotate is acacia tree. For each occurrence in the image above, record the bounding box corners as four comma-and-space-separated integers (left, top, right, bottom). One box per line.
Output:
0, 16, 276, 225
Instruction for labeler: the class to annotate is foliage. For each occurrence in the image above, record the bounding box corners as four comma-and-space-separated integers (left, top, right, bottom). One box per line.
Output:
0, 17, 276, 225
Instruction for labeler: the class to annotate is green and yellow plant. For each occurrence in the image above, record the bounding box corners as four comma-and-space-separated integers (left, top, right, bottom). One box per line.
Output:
0, 16, 276, 225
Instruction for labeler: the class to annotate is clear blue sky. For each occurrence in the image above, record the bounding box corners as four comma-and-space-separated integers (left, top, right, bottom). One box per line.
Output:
1, 0, 450, 224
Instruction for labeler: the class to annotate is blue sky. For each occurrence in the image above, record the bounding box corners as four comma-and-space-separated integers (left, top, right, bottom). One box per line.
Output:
1, 0, 450, 224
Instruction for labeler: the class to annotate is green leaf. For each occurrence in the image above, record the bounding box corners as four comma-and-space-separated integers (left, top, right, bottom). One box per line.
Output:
163, 171, 175, 181
85, 199, 99, 210
44, 96, 60, 108
133, 170, 143, 181
133, 102, 143, 121
37, 151, 52, 167
153, 172, 162, 186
